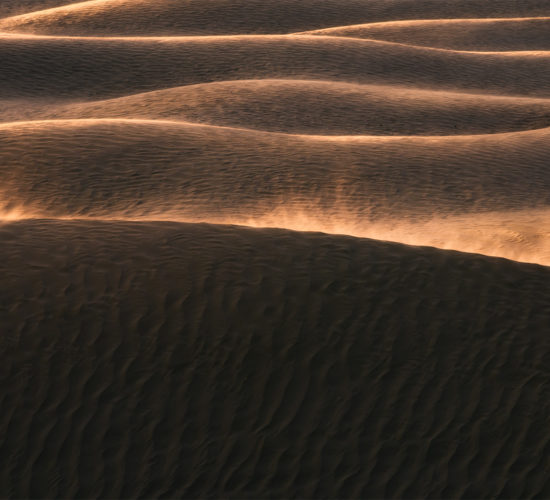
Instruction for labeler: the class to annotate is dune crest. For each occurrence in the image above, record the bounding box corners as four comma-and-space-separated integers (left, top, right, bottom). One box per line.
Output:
303, 17, 550, 51
2, 0, 550, 35
239, 208, 550, 266
2, 80, 550, 135
2, 1, 550, 497
2, 119, 549, 221
1, 117, 550, 264
2, 34, 550, 103
2, 219, 550, 497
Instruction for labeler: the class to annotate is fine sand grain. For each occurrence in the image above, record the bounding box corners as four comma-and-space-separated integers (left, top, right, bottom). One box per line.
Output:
2, 80, 550, 135
1, 0, 549, 498
304, 18, 550, 51
1, 0, 550, 35
2, 36, 550, 100
1, 221, 549, 498
1, 119, 550, 222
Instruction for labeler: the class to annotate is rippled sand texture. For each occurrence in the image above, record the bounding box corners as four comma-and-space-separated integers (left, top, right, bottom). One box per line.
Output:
2, 221, 550, 499
1, 1, 550, 498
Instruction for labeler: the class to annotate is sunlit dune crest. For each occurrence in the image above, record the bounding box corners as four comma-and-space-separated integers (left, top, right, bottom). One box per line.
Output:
1, 118, 550, 267
302, 17, 550, 52
2, 32, 550, 58
238, 208, 550, 266
2, 0, 550, 498
3, 81, 550, 136
1, 0, 550, 37
1, 204, 549, 266
0, 206, 33, 222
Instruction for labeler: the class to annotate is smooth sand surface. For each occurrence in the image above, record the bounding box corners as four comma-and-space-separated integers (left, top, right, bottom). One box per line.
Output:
1, 1, 550, 498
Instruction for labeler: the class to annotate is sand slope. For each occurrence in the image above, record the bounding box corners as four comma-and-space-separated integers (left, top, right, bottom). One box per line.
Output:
3, 80, 550, 135
305, 18, 550, 51
1, 0, 550, 497
1, 0, 550, 35
1, 220, 549, 498
2, 119, 550, 264
2, 119, 550, 220
2, 35, 550, 100
0, 0, 71, 18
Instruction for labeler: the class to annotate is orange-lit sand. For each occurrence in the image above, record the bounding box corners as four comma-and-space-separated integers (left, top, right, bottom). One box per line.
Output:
1, 1, 550, 498
1, 118, 549, 265
304, 17, 550, 51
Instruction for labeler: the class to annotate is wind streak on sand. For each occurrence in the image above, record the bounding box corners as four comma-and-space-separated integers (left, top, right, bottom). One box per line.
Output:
2, 1, 550, 499
1, 117, 550, 264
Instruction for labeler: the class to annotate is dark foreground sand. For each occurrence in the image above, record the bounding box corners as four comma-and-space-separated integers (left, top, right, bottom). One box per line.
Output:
1, 0, 550, 498
1, 221, 549, 498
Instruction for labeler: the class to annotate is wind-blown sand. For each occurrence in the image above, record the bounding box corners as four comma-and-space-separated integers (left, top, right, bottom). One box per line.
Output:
1, 1, 549, 498
2, 119, 550, 222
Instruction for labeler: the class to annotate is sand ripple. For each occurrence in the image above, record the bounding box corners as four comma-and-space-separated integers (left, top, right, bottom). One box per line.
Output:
1, 1, 550, 497
1, 220, 549, 498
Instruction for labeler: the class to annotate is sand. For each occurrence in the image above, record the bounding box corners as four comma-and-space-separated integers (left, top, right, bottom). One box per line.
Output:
3, 80, 550, 135
1, 220, 550, 498
1, 0, 549, 35
1, 0, 549, 498
305, 18, 550, 51
2, 35, 550, 101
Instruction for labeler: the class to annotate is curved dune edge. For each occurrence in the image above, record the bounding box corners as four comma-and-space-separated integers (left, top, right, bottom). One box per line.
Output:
1, 210, 548, 267
1, 119, 549, 222
1, 118, 549, 266
2, 35, 550, 101
3, 32, 550, 56
3, 80, 550, 135
3, 116, 550, 140
238, 208, 550, 267
1, 0, 550, 36
1, 219, 548, 498
1, 0, 550, 497
301, 17, 550, 51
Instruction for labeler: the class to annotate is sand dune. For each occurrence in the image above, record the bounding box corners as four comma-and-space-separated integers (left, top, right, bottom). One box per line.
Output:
0, 0, 70, 18
2, 118, 550, 263
2, 0, 550, 497
1, 220, 549, 498
2, 35, 550, 100
305, 18, 550, 51
1, 0, 550, 36
241, 208, 550, 266
1, 119, 550, 251
3, 80, 550, 135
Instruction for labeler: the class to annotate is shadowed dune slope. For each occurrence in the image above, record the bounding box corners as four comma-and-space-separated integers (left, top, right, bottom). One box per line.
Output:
305, 18, 550, 52
1, 220, 549, 499
1, 0, 550, 35
1, 120, 550, 220
3, 80, 550, 135
1, 0, 550, 497
2, 36, 550, 99
0, 0, 72, 18
244, 209, 550, 266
